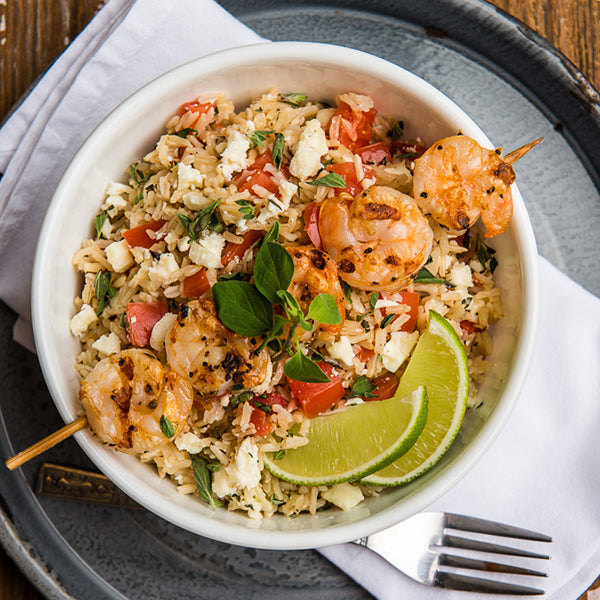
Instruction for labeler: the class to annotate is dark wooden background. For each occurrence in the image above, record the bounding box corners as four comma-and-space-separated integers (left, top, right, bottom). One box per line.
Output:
0, 0, 599, 598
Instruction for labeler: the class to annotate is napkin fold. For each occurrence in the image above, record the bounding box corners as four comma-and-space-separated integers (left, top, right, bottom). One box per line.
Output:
1, 1, 599, 598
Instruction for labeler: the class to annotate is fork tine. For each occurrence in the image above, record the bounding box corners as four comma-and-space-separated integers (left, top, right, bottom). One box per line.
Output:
434, 572, 545, 595
439, 554, 548, 577
441, 534, 551, 559
443, 513, 552, 542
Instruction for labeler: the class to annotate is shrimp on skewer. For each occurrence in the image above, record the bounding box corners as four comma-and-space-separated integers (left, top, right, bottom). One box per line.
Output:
318, 185, 434, 292
285, 245, 346, 333
412, 135, 542, 238
79, 348, 193, 453
165, 298, 270, 396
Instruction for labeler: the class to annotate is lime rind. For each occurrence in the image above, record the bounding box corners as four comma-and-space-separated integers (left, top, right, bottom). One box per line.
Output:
361, 310, 469, 487
263, 386, 428, 486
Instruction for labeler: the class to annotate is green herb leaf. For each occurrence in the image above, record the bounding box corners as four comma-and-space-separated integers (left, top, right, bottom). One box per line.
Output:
173, 128, 198, 138
235, 199, 256, 220
351, 375, 379, 399
388, 120, 404, 141
252, 398, 272, 413
263, 221, 280, 244
212, 280, 274, 336
341, 279, 353, 303
177, 200, 224, 239
272, 133, 285, 170
270, 493, 285, 503
277, 290, 312, 331
230, 390, 254, 409
395, 152, 421, 160
414, 267, 446, 284
254, 241, 294, 304
248, 129, 274, 148
380, 313, 396, 328
272, 450, 286, 461
281, 93, 307, 106
475, 236, 498, 273
191, 455, 222, 510
284, 350, 330, 383
129, 162, 151, 185
368, 292, 378, 313
93, 270, 117, 315
95, 212, 108, 239
159, 415, 175, 438
306, 293, 342, 325
307, 172, 346, 188
256, 314, 288, 353
217, 271, 252, 282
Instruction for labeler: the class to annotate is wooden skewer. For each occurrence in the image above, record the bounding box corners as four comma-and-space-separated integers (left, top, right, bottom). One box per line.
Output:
5, 416, 88, 471
504, 136, 544, 164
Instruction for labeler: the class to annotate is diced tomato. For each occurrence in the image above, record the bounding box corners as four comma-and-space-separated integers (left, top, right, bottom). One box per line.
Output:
379, 291, 419, 333
304, 202, 322, 250
328, 101, 377, 151
178, 100, 215, 117
250, 407, 273, 437
239, 169, 280, 196
356, 346, 375, 364
326, 162, 376, 197
222, 229, 263, 265
356, 142, 392, 166
390, 140, 427, 159
286, 362, 345, 418
183, 268, 211, 298
122, 219, 167, 249
367, 373, 400, 401
126, 301, 168, 346
257, 392, 289, 409
460, 320, 483, 334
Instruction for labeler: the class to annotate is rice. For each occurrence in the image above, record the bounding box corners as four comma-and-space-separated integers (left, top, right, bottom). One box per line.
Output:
70, 88, 504, 518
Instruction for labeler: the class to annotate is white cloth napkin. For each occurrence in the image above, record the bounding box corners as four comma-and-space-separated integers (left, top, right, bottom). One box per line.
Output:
1, 1, 599, 598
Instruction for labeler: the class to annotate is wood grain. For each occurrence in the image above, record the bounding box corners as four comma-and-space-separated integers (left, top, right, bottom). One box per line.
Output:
0, 1, 598, 598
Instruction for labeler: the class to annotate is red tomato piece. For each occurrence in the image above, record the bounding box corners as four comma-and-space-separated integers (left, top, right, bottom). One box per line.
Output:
328, 101, 377, 151
182, 268, 211, 298
256, 392, 289, 409
367, 373, 400, 401
304, 202, 323, 250
250, 406, 273, 437
178, 100, 215, 117
460, 320, 483, 334
221, 229, 263, 265
379, 291, 419, 333
122, 219, 167, 249
286, 362, 345, 418
126, 301, 168, 346
356, 346, 375, 364
390, 140, 427, 159
356, 142, 392, 165
326, 162, 376, 197
238, 169, 280, 196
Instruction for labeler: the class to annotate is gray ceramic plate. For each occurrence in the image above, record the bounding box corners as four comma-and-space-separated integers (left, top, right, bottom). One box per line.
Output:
1, 1, 599, 598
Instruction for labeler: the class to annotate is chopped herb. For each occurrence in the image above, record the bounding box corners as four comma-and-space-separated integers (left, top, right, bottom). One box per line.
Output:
306, 293, 342, 325
93, 270, 117, 315
351, 375, 378, 399
231, 383, 245, 391
218, 271, 252, 282
368, 292, 378, 313
229, 390, 255, 409
360, 319, 371, 332
388, 120, 404, 141
235, 199, 256, 220
272, 449, 286, 461
461, 296, 473, 309
396, 152, 421, 160
281, 93, 307, 106
173, 128, 198, 138
191, 455, 222, 510
177, 200, 224, 239
248, 129, 274, 148
272, 133, 285, 170
270, 494, 285, 505
307, 172, 346, 188
475, 236, 498, 273
94, 212, 108, 239
414, 267, 446, 284
380, 313, 396, 328
252, 398, 272, 413
159, 415, 175, 439
206, 462, 221, 472
341, 280, 353, 303
128, 162, 151, 186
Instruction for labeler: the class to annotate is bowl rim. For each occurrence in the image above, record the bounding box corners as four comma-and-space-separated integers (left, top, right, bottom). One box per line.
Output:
31, 41, 540, 549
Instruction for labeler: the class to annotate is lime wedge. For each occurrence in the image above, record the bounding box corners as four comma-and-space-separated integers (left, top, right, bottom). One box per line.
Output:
264, 386, 428, 486
362, 310, 469, 486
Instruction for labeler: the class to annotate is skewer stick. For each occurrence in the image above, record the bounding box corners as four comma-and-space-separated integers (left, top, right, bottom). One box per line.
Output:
5, 416, 88, 471
504, 137, 544, 164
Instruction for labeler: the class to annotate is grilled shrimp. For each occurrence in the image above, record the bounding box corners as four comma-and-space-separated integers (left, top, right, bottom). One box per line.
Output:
79, 348, 193, 453
412, 135, 541, 238
165, 298, 270, 395
319, 186, 433, 292
285, 245, 346, 333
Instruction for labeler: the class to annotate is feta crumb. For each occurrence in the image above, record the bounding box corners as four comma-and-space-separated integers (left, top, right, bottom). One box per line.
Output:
105, 239, 134, 273
91, 332, 121, 356
279, 180, 297, 205
175, 432, 205, 454
177, 235, 191, 253
212, 438, 262, 498
381, 331, 419, 373
188, 232, 225, 269
322, 483, 364, 511
328, 336, 355, 367
149, 312, 177, 352
69, 304, 97, 337
182, 190, 213, 210
218, 130, 251, 181
101, 194, 128, 215
177, 162, 205, 190
256, 194, 290, 224
289, 119, 328, 180
147, 253, 180, 288
449, 262, 473, 289
104, 181, 131, 196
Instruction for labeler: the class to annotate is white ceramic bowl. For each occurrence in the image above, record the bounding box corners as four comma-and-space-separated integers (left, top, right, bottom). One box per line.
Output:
32, 42, 539, 549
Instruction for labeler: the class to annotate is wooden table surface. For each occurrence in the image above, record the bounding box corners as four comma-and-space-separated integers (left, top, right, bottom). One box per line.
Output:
0, 0, 599, 598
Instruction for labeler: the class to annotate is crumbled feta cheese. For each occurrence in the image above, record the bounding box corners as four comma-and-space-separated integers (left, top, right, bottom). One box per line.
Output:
322, 483, 364, 511
188, 232, 225, 269
100, 218, 113, 239
381, 331, 419, 373
289, 119, 328, 180
149, 312, 177, 352
104, 181, 131, 196
91, 332, 121, 356
218, 130, 251, 181
212, 438, 262, 498
177, 162, 205, 190
69, 304, 97, 337
182, 190, 213, 211
175, 432, 205, 454
105, 239, 134, 273
177, 235, 191, 253
449, 262, 473, 289
328, 336, 355, 367
147, 252, 180, 288
256, 194, 289, 224
279, 180, 297, 205
101, 194, 129, 215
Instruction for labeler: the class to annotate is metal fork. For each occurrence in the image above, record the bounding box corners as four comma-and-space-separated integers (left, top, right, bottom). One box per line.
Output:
353, 512, 552, 595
